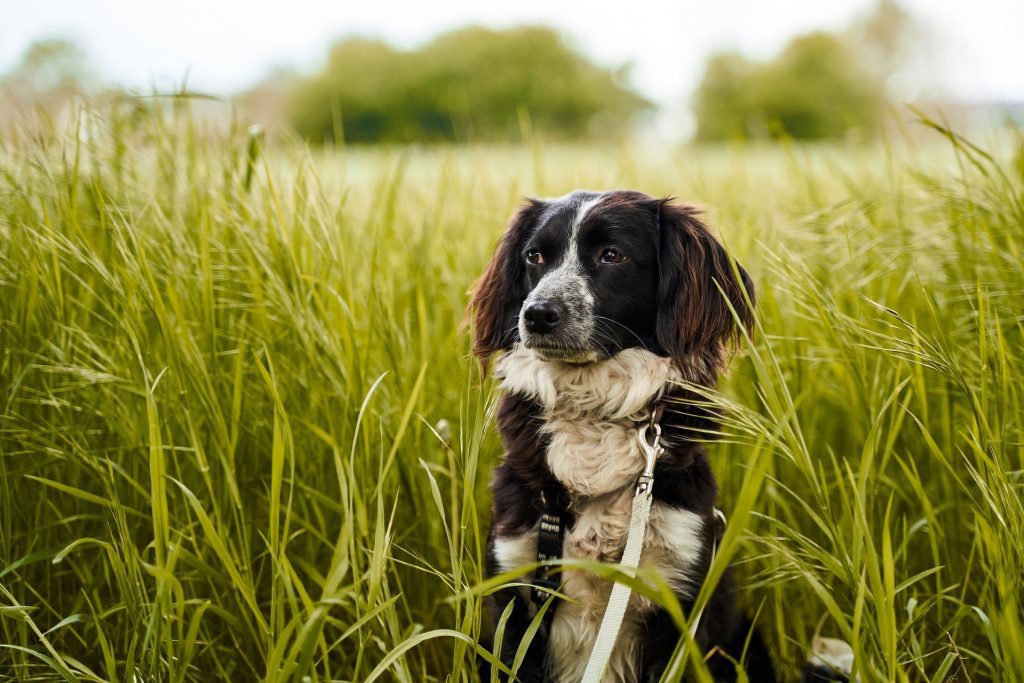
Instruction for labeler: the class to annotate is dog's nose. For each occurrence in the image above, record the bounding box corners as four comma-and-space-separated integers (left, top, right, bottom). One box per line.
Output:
523, 300, 564, 334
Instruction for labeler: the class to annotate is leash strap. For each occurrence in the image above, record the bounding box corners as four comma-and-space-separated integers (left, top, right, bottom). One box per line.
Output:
581, 421, 663, 683
581, 482, 655, 682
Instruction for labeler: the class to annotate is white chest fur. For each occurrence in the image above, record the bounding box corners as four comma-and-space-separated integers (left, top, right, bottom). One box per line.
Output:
496, 345, 679, 497
492, 346, 707, 682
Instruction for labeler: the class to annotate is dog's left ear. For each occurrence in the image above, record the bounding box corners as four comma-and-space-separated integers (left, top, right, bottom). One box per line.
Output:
655, 198, 755, 371
467, 198, 545, 363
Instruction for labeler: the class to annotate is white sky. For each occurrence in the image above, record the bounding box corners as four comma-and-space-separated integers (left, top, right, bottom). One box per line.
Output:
2, 0, 1021, 109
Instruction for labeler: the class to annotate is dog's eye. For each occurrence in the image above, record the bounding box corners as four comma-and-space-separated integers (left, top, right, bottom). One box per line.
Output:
599, 248, 625, 265
526, 249, 544, 265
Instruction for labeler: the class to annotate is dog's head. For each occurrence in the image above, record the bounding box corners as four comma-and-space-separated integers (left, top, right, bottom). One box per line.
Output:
469, 190, 754, 372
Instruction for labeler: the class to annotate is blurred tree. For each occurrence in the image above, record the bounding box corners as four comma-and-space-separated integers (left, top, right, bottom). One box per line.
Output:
848, 0, 914, 79
0, 37, 99, 130
694, 31, 885, 141
692, 52, 759, 142
287, 26, 652, 144
1, 38, 96, 99
288, 38, 407, 143
846, 0, 934, 102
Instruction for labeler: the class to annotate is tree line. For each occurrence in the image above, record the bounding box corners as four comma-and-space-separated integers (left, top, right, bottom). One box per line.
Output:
3, 3, 918, 144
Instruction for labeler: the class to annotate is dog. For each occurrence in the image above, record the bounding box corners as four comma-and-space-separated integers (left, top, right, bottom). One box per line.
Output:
469, 190, 853, 682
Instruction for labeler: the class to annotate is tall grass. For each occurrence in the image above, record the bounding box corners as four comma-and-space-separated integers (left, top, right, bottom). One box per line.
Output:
0, 102, 1021, 682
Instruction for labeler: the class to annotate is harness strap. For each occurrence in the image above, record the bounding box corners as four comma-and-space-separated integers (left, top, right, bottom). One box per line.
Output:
531, 508, 566, 623
531, 483, 572, 622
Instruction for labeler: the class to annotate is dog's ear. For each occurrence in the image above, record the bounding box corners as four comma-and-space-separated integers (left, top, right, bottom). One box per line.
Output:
655, 198, 755, 371
468, 198, 545, 363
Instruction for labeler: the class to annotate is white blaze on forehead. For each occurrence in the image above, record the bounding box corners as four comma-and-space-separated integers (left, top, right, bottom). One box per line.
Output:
531, 194, 603, 293
569, 195, 604, 240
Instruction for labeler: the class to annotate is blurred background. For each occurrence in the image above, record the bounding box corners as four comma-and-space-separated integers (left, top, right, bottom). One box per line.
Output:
1, 0, 1022, 144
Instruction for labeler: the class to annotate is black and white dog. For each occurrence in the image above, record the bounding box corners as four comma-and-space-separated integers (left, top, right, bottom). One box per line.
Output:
469, 190, 851, 682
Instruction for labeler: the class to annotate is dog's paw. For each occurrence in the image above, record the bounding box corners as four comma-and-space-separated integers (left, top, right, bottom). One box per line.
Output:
801, 636, 855, 682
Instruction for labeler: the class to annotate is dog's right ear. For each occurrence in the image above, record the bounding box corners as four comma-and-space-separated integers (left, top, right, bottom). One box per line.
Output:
467, 198, 544, 363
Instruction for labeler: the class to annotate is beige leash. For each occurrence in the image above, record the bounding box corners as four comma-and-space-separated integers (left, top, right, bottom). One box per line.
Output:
580, 421, 661, 682
581, 420, 725, 682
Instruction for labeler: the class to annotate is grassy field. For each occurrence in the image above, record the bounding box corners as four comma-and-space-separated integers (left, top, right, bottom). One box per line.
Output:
0, 103, 1021, 682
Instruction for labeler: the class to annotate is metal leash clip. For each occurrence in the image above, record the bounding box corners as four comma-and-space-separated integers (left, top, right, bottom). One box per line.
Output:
635, 422, 663, 495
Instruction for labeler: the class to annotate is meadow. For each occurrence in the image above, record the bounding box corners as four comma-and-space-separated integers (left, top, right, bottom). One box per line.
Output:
0, 103, 1021, 682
